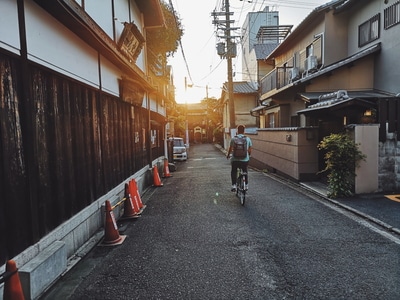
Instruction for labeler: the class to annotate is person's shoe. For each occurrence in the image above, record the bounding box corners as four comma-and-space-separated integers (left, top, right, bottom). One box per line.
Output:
244, 184, 248, 191
231, 184, 237, 192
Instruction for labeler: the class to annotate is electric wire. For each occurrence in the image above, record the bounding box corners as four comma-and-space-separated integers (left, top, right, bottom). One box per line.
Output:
220, 0, 324, 83
172, 0, 326, 97
169, 0, 194, 85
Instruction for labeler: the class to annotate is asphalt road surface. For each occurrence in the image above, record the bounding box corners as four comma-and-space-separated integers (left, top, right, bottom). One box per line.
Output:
42, 143, 400, 300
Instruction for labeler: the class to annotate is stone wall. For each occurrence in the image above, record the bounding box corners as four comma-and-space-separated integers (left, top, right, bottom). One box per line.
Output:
379, 130, 399, 192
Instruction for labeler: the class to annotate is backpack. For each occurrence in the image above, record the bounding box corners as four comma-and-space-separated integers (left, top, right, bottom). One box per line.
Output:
232, 136, 247, 158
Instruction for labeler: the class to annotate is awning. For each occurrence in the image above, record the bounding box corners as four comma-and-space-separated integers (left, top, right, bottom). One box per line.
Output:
250, 105, 267, 117
296, 89, 400, 116
297, 97, 376, 115
250, 99, 272, 117
298, 90, 392, 103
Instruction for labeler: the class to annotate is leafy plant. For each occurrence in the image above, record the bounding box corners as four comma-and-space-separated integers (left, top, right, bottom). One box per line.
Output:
317, 133, 366, 198
146, 1, 184, 70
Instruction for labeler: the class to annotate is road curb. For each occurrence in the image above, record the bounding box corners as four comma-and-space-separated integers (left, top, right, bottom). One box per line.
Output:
264, 170, 400, 237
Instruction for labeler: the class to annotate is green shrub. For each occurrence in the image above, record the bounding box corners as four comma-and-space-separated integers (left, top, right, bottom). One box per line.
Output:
317, 133, 366, 198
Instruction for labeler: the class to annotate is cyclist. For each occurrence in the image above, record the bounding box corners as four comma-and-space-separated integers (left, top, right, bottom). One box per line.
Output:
226, 124, 252, 191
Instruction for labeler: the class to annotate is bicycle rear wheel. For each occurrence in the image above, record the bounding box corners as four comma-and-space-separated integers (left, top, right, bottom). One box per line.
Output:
239, 177, 245, 206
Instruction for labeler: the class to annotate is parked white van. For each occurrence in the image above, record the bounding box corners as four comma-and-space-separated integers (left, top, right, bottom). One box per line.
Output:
169, 137, 188, 161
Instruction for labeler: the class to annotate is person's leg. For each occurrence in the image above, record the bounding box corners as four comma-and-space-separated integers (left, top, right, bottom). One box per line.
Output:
240, 161, 248, 184
231, 161, 238, 185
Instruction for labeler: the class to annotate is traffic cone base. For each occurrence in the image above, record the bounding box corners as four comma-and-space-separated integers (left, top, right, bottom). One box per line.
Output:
100, 200, 126, 246
153, 166, 163, 187
100, 234, 126, 246
3, 260, 25, 300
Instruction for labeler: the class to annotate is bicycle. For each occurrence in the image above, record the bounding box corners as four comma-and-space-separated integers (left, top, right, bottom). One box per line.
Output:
236, 168, 247, 206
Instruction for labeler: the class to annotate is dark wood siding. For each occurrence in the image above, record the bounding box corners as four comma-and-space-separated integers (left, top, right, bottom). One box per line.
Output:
0, 52, 162, 261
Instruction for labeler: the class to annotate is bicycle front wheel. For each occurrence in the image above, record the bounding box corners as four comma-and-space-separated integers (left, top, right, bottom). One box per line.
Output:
236, 177, 240, 196
240, 186, 245, 205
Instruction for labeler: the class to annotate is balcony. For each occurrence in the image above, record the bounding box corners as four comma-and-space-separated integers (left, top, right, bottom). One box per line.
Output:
260, 66, 298, 97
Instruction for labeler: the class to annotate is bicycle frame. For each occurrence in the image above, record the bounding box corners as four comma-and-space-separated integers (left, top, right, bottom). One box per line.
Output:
236, 168, 246, 206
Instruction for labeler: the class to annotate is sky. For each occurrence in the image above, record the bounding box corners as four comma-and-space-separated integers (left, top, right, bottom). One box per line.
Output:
168, 0, 329, 104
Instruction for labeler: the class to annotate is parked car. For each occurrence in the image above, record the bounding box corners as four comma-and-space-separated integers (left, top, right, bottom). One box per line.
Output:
169, 137, 188, 161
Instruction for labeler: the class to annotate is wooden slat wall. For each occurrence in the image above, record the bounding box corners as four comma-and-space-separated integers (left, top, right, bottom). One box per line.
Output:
0, 53, 162, 261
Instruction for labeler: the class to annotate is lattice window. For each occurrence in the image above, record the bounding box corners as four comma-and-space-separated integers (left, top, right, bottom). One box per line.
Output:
384, 1, 400, 29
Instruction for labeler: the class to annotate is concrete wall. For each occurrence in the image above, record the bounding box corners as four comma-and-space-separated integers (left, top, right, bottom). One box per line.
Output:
250, 124, 397, 193
0, 159, 163, 299
349, 125, 379, 194
250, 127, 319, 181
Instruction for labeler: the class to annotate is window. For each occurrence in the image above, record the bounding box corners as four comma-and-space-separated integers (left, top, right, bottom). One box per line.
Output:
306, 44, 314, 57
268, 113, 275, 128
359, 14, 380, 47
384, 1, 400, 29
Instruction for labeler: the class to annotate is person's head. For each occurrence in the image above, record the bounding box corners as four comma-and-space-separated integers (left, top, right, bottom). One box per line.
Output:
237, 124, 245, 134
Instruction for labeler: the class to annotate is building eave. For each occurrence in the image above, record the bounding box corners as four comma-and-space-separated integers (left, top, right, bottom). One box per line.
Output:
264, 0, 347, 62
135, 0, 165, 28
261, 43, 381, 101
34, 0, 156, 90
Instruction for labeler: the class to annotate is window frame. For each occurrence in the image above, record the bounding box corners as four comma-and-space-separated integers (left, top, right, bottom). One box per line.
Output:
358, 14, 380, 47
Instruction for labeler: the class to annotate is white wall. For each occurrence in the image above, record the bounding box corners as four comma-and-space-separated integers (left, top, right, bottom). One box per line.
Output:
0, 0, 20, 54
2, 0, 149, 93
26, 0, 100, 88
100, 55, 122, 96
114, 0, 131, 41
85, 0, 114, 38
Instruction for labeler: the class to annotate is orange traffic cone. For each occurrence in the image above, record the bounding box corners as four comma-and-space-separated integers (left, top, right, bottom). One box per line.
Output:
3, 260, 25, 300
121, 183, 140, 219
152, 165, 163, 187
162, 158, 172, 178
131, 179, 146, 212
100, 200, 126, 246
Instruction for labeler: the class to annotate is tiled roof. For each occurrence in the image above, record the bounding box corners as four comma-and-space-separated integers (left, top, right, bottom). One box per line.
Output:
297, 90, 397, 115
253, 44, 279, 60
233, 82, 258, 94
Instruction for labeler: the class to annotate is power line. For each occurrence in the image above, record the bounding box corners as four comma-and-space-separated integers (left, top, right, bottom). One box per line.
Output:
169, 0, 194, 85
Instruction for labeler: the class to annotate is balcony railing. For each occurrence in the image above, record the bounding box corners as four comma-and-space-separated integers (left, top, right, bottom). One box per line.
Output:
260, 66, 296, 96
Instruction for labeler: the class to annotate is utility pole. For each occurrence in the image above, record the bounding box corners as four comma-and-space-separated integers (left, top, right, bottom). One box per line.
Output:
184, 77, 189, 148
225, 0, 236, 130
212, 0, 238, 130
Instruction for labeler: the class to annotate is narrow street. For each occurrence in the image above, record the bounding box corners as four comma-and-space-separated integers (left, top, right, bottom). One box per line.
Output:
43, 143, 400, 300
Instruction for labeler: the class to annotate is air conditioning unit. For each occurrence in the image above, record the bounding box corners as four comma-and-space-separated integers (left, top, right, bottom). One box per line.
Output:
304, 55, 318, 71
290, 67, 300, 81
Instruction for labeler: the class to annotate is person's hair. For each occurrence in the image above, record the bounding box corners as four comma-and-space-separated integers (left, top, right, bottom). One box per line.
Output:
237, 124, 245, 134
